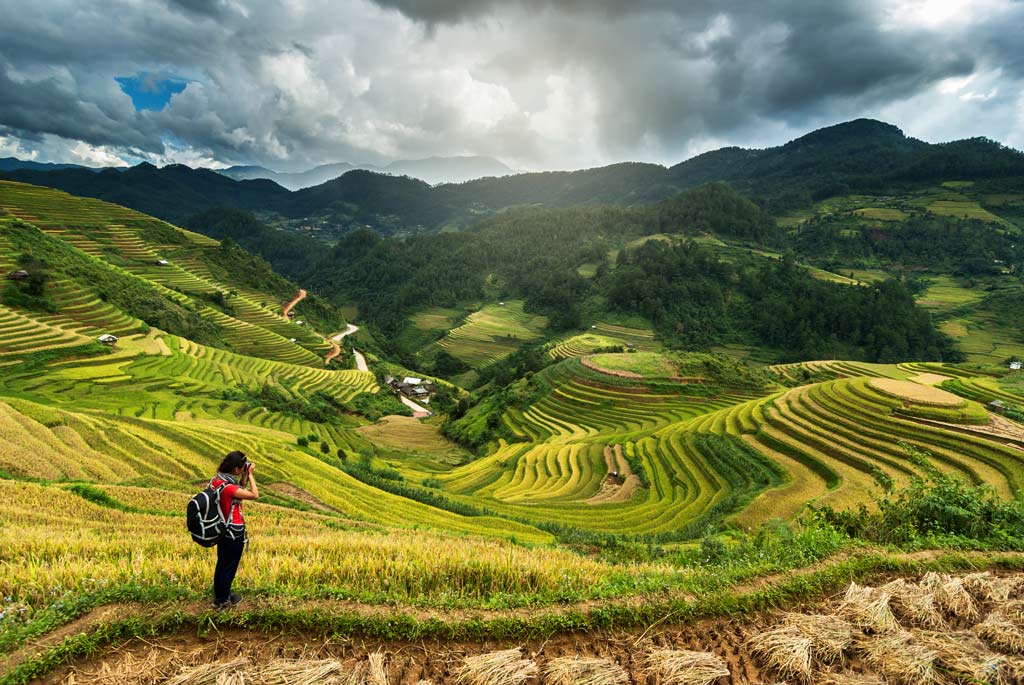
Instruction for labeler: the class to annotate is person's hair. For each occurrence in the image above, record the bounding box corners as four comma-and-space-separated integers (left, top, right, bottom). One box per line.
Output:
218, 450, 247, 473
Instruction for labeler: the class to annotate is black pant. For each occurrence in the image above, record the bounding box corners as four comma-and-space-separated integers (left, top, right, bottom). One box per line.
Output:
213, 535, 245, 602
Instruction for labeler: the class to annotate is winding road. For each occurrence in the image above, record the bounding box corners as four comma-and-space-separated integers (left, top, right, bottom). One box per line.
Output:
282, 288, 306, 319
330, 322, 430, 416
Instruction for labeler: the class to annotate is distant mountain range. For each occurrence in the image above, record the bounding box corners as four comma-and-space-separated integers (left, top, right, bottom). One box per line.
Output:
0, 157, 96, 173
218, 155, 515, 189
3, 119, 1023, 229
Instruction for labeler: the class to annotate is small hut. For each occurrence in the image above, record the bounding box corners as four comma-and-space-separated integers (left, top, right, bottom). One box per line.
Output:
97, 334, 119, 346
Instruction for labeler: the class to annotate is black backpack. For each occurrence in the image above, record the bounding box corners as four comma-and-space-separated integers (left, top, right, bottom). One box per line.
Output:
186, 481, 228, 547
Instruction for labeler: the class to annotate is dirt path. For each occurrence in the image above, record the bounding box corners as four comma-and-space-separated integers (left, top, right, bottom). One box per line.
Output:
14, 552, 1024, 685
400, 394, 430, 417
281, 288, 307, 319
586, 445, 639, 504
324, 325, 360, 366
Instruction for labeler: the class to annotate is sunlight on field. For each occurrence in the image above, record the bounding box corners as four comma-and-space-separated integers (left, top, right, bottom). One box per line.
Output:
854, 207, 908, 221
916, 276, 985, 312
585, 352, 677, 378
435, 300, 547, 368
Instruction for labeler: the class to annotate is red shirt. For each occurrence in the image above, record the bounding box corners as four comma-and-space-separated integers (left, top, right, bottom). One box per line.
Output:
211, 477, 244, 526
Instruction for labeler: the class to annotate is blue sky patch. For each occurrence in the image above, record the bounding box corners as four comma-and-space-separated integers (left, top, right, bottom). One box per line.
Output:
116, 73, 189, 111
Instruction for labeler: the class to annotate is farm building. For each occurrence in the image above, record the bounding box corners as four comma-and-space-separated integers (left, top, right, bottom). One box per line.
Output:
97, 334, 119, 346
6, 269, 29, 281
989, 400, 1007, 414
1011, 361, 1022, 371
387, 376, 435, 400
153, 259, 169, 266
286, 311, 296, 319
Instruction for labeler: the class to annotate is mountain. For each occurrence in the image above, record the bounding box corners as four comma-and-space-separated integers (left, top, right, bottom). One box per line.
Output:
219, 162, 362, 190
5, 119, 1024, 232
383, 155, 514, 185
0, 156, 96, 172
1, 162, 291, 225
216, 156, 513, 190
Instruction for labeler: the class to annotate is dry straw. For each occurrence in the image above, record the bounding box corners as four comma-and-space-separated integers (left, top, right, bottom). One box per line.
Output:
814, 673, 885, 685
837, 583, 900, 633
920, 573, 979, 622
747, 625, 813, 682
542, 656, 628, 685
912, 630, 1007, 684
881, 579, 947, 630
367, 650, 388, 685
782, 612, 855, 663
644, 647, 730, 685
856, 630, 939, 685
164, 657, 250, 685
975, 613, 1024, 655
1004, 600, 1024, 626
963, 572, 1013, 603
256, 658, 346, 685
456, 648, 537, 685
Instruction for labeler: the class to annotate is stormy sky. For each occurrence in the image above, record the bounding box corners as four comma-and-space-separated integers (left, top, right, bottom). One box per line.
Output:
0, 0, 1021, 172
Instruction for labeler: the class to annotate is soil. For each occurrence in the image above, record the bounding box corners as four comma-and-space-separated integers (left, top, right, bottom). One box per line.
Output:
586, 445, 640, 504
281, 289, 307, 320
266, 481, 340, 514
35, 571, 1024, 684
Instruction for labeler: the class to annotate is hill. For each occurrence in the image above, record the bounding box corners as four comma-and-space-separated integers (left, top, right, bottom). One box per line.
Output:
6, 119, 1023, 235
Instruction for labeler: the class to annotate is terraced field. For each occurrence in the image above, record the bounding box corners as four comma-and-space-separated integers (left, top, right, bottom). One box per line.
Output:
0, 180, 333, 365
431, 353, 1024, 537
434, 300, 548, 368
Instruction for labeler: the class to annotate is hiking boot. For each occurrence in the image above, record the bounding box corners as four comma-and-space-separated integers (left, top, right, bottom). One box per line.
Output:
212, 594, 242, 610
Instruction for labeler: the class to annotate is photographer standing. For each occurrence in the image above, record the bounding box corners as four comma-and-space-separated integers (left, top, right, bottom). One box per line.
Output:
210, 450, 259, 609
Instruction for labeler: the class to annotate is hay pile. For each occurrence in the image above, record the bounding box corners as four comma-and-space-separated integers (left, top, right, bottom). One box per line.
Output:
856, 630, 939, 685
837, 583, 900, 633
912, 630, 1006, 683
644, 648, 729, 685
920, 572, 979, 622
456, 648, 537, 685
542, 656, 627, 685
747, 613, 853, 680
975, 613, 1024, 655
881, 579, 947, 629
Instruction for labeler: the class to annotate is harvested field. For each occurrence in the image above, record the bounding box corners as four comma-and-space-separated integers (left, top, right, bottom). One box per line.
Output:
869, 378, 964, 406
40, 572, 1024, 685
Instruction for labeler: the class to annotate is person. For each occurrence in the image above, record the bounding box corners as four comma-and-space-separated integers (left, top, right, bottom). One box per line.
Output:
210, 450, 259, 609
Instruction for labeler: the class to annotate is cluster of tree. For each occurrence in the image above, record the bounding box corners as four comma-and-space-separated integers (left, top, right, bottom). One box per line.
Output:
792, 215, 1022, 275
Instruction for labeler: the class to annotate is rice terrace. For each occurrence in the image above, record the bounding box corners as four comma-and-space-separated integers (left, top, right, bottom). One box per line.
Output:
4, 4, 1024, 682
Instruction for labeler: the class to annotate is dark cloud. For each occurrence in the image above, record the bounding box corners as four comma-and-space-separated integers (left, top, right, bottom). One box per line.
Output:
0, 0, 1020, 170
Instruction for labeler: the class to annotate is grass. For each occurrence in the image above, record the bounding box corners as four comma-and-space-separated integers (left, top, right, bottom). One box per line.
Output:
915, 276, 985, 313
584, 352, 677, 378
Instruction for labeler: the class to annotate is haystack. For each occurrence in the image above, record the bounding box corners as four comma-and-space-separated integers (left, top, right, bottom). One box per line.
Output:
542, 656, 628, 685
881, 579, 947, 630
257, 659, 345, 685
920, 573, 979, 621
367, 651, 388, 685
837, 583, 900, 633
975, 613, 1024, 655
912, 630, 1006, 684
164, 657, 250, 685
747, 625, 813, 682
964, 572, 1013, 603
644, 648, 730, 685
1004, 600, 1024, 626
856, 630, 939, 685
782, 612, 855, 663
456, 648, 537, 685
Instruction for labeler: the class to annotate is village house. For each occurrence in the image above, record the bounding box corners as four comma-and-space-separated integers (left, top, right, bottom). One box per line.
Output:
153, 259, 169, 266
989, 400, 1007, 414
97, 334, 119, 346
1010, 361, 1022, 371
6, 269, 29, 281
386, 375, 435, 401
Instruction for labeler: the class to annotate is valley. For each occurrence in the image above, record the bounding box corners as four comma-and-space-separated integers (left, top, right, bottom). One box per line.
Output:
2, 121, 1024, 684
